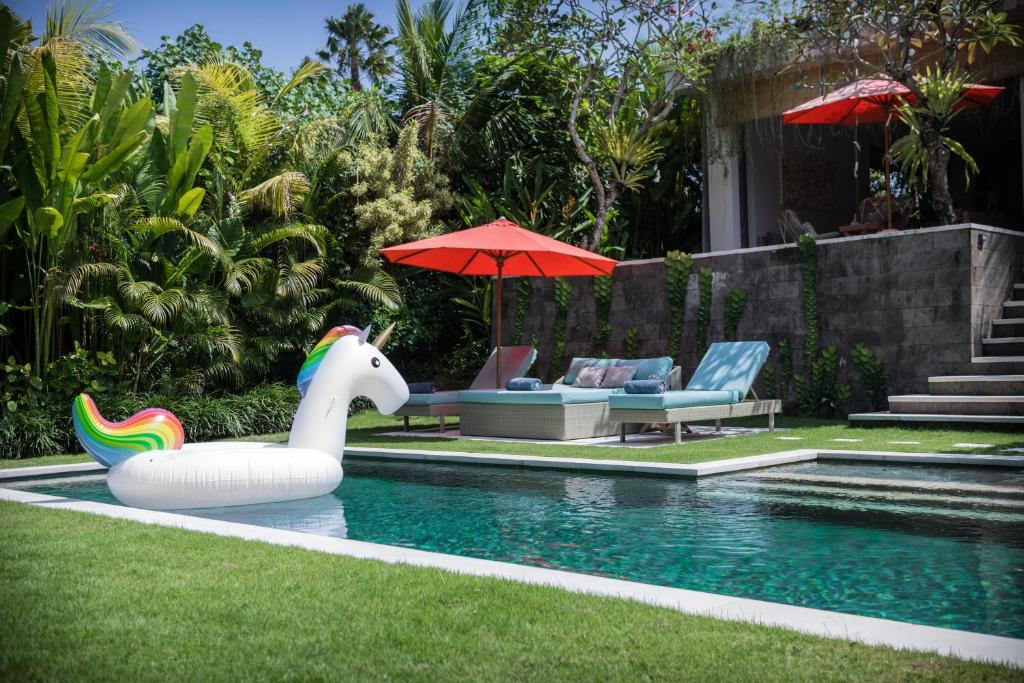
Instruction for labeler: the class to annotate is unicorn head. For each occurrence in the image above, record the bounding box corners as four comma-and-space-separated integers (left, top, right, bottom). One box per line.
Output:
287, 323, 408, 458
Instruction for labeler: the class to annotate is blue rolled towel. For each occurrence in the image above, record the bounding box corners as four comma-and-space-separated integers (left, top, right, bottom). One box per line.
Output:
624, 379, 666, 394
506, 377, 542, 391
407, 382, 436, 394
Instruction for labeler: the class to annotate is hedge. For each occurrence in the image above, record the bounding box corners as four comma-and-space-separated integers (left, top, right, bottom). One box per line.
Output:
1, 383, 306, 460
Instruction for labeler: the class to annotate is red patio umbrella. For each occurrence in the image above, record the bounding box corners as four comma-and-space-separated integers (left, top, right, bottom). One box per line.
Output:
782, 76, 1003, 228
380, 218, 618, 388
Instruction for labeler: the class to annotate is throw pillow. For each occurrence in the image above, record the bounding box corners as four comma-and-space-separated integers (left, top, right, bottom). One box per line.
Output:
601, 365, 637, 388
572, 366, 606, 388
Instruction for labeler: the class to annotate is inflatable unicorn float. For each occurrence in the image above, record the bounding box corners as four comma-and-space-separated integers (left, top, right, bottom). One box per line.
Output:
71, 324, 408, 510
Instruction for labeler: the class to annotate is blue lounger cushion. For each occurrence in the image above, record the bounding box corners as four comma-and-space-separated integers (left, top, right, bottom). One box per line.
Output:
459, 385, 619, 405
403, 390, 461, 406
609, 389, 742, 410
507, 377, 542, 391
685, 341, 770, 395
623, 379, 666, 394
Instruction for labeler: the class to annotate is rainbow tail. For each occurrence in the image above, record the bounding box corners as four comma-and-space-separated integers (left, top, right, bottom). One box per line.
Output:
72, 394, 185, 467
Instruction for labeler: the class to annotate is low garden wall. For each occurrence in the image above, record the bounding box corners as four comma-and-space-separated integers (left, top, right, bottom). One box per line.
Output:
504, 224, 1024, 410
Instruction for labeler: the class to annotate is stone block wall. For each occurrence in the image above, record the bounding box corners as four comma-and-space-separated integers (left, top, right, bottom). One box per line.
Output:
503, 224, 1024, 410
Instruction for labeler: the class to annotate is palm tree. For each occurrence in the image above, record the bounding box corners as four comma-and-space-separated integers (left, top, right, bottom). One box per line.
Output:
317, 4, 395, 92
396, 0, 527, 163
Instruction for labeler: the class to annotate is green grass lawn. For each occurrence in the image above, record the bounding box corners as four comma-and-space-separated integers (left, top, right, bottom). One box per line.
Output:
2, 500, 1019, 682
3, 412, 1022, 470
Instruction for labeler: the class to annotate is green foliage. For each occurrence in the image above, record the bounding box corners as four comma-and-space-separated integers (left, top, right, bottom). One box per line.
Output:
797, 233, 818, 360
777, 339, 792, 403
345, 121, 452, 267
723, 288, 748, 342
665, 250, 693, 360
850, 343, 890, 411
695, 267, 713, 359
512, 279, 532, 345
317, 3, 395, 92
548, 277, 572, 381
795, 346, 851, 418
761, 366, 776, 400
624, 326, 640, 359
0, 383, 300, 460
891, 67, 980, 191
593, 276, 613, 356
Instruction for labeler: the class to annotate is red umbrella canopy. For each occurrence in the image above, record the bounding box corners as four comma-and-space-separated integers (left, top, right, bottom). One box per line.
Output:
782, 76, 1004, 125
379, 218, 617, 276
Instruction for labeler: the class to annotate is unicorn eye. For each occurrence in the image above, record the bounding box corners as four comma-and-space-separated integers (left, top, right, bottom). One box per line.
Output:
371, 357, 381, 368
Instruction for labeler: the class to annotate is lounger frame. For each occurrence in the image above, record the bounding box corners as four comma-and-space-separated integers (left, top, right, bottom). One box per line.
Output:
459, 401, 634, 441
609, 398, 782, 443
395, 403, 459, 433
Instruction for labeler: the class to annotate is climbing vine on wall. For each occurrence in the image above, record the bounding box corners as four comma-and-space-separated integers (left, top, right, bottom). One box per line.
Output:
548, 277, 572, 381
512, 279, 532, 345
723, 288, 748, 342
850, 343, 890, 411
594, 275, 613, 357
795, 345, 851, 417
624, 327, 640, 359
695, 267, 714, 358
665, 251, 693, 361
797, 233, 818, 360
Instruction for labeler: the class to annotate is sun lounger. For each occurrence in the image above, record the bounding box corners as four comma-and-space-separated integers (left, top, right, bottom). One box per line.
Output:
395, 346, 537, 432
608, 341, 780, 443
458, 357, 682, 440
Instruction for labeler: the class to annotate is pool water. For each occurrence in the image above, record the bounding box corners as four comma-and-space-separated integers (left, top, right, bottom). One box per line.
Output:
13, 459, 1024, 638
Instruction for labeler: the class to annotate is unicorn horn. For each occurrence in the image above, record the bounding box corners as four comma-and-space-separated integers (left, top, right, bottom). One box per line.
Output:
358, 325, 372, 344
371, 322, 395, 350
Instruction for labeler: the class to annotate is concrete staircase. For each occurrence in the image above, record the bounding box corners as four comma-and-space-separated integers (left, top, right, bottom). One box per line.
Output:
850, 272, 1024, 427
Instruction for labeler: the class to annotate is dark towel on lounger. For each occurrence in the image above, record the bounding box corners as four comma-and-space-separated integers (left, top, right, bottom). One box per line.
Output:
506, 377, 542, 391
623, 379, 666, 394
407, 382, 436, 394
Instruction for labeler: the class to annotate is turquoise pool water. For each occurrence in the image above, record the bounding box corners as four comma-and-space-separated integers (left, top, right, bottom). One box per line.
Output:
14, 459, 1024, 638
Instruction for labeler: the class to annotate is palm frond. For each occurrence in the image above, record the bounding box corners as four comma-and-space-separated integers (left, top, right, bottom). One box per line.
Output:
41, 0, 139, 59
238, 171, 311, 219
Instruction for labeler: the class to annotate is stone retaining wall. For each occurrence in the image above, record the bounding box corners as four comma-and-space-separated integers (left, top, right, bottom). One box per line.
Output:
503, 224, 1024, 410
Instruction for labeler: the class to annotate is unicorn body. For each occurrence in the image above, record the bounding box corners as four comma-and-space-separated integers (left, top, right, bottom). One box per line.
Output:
73, 325, 408, 510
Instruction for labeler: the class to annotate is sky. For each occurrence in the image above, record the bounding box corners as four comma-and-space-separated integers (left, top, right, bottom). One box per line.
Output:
8, 0, 402, 73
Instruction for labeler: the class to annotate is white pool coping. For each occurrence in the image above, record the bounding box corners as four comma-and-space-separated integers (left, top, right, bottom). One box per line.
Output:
2, 448, 1023, 668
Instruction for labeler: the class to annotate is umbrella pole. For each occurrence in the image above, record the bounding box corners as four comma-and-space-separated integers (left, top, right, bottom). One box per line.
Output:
494, 259, 503, 389
884, 114, 893, 230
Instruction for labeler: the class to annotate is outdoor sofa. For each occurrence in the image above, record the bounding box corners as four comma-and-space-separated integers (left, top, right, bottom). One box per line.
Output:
608, 341, 781, 443
457, 356, 682, 441
395, 345, 537, 433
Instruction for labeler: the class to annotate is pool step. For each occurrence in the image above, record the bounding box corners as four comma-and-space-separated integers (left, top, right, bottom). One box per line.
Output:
928, 374, 1024, 396
748, 482, 1024, 512
749, 472, 1024, 499
706, 489, 1024, 524
1014, 283, 1024, 301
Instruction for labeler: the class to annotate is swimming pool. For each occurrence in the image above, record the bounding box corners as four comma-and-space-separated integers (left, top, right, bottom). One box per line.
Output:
11, 458, 1024, 638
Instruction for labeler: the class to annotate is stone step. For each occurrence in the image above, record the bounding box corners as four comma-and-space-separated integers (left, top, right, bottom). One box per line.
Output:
972, 356, 1024, 372
848, 411, 1024, 427
928, 374, 1024, 396
888, 394, 1024, 416
1014, 283, 1024, 301
982, 337, 1024, 356
1005, 300, 1024, 314
992, 318, 1024, 338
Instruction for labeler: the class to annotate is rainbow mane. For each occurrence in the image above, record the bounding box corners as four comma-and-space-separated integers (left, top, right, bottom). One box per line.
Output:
72, 394, 185, 468
296, 325, 363, 397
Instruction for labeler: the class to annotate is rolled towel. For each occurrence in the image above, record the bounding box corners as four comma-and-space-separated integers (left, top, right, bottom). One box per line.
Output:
623, 379, 666, 394
407, 382, 436, 394
506, 377, 542, 391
